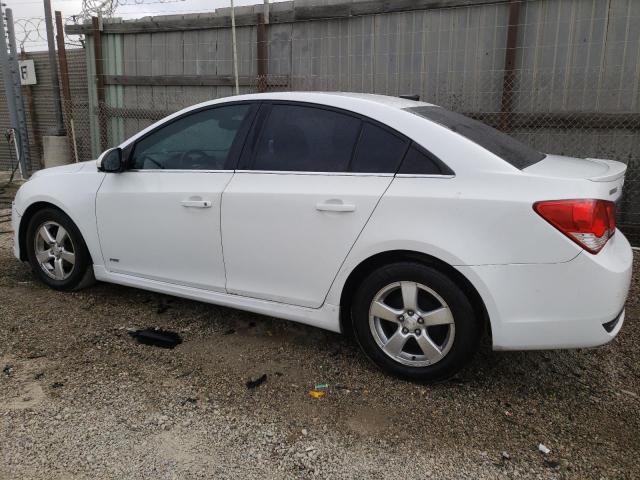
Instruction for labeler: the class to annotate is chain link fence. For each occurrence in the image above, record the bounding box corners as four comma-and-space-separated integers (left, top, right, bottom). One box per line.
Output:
59, 0, 640, 245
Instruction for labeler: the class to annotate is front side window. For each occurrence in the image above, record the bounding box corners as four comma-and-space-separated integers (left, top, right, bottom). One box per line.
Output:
130, 104, 251, 170
406, 106, 545, 169
251, 105, 361, 172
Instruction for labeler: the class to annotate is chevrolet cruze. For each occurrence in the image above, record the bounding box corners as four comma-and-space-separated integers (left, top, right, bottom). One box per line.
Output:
11, 92, 633, 381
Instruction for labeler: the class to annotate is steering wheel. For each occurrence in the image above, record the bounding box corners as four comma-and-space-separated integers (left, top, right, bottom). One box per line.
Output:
180, 149, 211, 169
138, 152, 165, 169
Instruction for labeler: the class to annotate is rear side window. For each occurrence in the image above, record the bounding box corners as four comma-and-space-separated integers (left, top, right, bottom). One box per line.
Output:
405, 106, 545, 169
350, 123, 408, 173
398, 145, 452, 175
252, 105, 361, 172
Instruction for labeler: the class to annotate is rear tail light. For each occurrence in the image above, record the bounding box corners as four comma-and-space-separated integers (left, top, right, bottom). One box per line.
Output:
533, 199, 616, 254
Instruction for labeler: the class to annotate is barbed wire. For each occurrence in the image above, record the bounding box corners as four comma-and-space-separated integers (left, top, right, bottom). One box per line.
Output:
12, 16, 85, 49
80, 0, 186, 19
9, 0, 187, 50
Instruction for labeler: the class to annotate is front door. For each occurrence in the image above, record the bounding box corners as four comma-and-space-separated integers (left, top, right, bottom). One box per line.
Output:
96, 103, 255, 291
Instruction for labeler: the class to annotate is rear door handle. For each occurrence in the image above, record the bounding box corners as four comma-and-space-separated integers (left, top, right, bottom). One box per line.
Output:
181, 199, 212, 208
316, 201, 356, 212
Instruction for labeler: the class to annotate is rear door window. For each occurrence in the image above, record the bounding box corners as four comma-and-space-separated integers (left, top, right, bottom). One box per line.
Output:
251, 104, 361, 172
405, 106, 545, 169
350, 123, 409, 173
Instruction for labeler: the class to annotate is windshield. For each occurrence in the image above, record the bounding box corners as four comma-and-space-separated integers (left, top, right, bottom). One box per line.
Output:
405, 106, 546, 169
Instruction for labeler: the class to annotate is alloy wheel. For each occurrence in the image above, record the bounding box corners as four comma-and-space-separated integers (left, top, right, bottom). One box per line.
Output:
33, 221, 76, 281
368, 281, 455, 367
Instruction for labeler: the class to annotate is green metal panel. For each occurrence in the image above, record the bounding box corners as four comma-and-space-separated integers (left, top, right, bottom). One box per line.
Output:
104, 30, 124, 147
85, 34, 101, 158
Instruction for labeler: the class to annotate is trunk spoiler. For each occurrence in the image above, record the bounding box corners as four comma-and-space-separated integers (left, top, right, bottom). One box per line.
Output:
585, 158, 627, 183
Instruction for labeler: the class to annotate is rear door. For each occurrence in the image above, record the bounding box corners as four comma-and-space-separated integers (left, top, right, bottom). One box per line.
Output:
221, 102, 409, 308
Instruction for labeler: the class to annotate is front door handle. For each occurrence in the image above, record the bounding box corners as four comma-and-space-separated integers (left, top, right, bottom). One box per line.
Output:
181, 199, 212, 208
316, 200, 356, 212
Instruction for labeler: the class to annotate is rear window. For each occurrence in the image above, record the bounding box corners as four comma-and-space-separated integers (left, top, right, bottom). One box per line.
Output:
405, 106, 545, 170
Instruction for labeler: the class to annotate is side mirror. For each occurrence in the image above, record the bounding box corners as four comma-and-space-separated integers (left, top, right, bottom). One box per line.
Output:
97, 147, 123, 173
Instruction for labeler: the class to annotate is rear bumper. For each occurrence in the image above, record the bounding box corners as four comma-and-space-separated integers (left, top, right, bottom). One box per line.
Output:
11, 201, 21, 260
458, 232, 633, 350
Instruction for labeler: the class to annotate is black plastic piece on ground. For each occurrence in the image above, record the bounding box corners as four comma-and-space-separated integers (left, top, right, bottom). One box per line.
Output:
246, 374, 267, 389
129, 328, 182, 349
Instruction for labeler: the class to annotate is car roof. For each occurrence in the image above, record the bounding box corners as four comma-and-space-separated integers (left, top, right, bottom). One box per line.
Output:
227, 91, 435, 110
120, 92, 434, 149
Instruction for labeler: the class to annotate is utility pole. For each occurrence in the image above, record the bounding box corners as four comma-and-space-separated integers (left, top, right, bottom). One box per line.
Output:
230, 0, 240, 95
263, 0, 270, 24
0, 5, 30, 177
44, 0, 65, 135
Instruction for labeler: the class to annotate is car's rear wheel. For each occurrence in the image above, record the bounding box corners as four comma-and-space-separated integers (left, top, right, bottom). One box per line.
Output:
26, 208, 94, 291
352, 262, 480, 382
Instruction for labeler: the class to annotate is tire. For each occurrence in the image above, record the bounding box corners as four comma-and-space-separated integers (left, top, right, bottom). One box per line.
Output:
25, 207, 94, 291
352, 262, 480, 382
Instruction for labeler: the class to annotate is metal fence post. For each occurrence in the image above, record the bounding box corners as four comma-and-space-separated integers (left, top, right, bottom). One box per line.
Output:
55, 10, 79, 162
257, 13, 268, 92
43, 0, 65, 135
92, 16, 107, 152
499, 0, 521, 132
0, 5, 30, 177
20, 48, 43, 170
230, 0, 240, 95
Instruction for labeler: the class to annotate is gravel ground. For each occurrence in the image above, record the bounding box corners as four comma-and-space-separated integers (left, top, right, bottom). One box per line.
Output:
1, 180, 639, 479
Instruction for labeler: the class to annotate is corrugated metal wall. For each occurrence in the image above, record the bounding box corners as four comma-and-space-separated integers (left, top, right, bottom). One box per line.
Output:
3, 0, 639, 242
0, 49, 88, 172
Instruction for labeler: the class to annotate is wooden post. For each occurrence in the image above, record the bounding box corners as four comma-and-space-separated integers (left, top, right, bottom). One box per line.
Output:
499, 0, 521, 132
92, 16, 107, 151
257, 13, 268, 92
20, 48, 43, 169
55, 11, 78, 162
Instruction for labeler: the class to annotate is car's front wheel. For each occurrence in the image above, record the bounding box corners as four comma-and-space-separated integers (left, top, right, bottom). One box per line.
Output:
352, 262, 480, 382
25, 207, 94, 291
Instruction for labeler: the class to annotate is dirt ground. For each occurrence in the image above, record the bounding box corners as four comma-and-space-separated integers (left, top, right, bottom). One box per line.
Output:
1, 180, 639, 479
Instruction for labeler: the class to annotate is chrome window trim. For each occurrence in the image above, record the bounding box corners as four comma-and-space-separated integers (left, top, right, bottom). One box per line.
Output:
122, 170, 455, 178
125, 169, 233, 173
395, 173, 456, 179
234, 170, 395, 177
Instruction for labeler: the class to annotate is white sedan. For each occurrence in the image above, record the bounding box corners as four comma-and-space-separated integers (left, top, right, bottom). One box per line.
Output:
11, 92, 633, 381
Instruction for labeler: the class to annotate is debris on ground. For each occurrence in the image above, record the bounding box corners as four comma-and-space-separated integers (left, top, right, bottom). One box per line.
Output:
51, 382, 64, 389
502, 451, 510, 460
246, 374, 267, 389
308, 390, 326, 399
156, 298, 170, 314
2, 365, 12, 377
538, 443, 551, 455
128, 328, 182, 349
544, 458, 560, 468
314, 383, 328, 390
